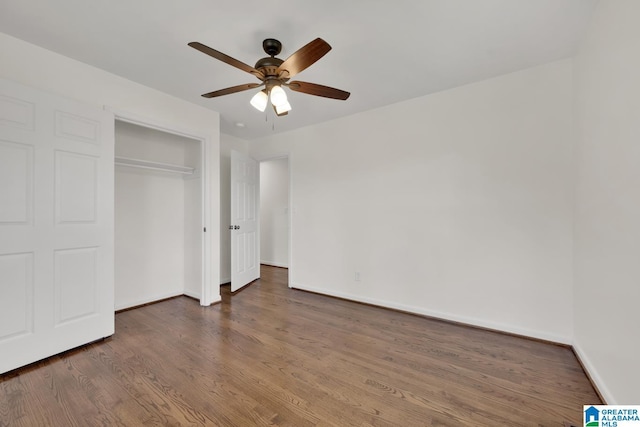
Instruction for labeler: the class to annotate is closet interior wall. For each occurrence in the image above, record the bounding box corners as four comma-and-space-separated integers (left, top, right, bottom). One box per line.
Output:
114, 121, 202, 310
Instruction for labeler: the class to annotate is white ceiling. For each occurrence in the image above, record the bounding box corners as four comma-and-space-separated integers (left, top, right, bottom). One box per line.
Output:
0, 0, 597, 140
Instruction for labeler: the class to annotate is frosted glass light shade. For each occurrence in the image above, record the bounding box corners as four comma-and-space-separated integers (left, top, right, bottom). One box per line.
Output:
270, 85, 288, 106
275, 101, 292, 115
250, 90, 268, 112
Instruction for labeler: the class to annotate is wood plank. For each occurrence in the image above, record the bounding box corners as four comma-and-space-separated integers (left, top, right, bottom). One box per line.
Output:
0, 265, 601, 426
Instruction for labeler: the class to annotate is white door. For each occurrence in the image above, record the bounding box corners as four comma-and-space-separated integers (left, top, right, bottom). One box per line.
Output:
0, 78, 114, 374
230, 150, 259, 291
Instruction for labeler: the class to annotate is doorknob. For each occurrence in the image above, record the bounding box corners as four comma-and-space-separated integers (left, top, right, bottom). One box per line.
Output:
229, 225, 233, 230
234, 225, 240, 230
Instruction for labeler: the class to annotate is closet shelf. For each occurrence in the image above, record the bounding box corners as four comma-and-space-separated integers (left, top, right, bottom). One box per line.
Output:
115, 156, 195, 175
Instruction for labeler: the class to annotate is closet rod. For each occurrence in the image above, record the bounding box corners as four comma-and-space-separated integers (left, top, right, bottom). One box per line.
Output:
114, 156, 195, 175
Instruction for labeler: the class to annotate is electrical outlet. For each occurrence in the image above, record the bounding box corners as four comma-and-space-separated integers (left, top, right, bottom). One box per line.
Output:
355, 272, 361, 281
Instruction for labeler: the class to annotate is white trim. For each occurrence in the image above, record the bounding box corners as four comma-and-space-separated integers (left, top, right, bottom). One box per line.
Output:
287, 153, 293, 288
290, 281, 572, 345
183, 290, 200, 300
185, 290, 221, 304
107, 108, 205, 141
200, 122, 214, 305
254, 153, 289, 162
220, 277, 231, 285
115, 291, 184, 311
260, 261, 288, 268
573, 339, 615, 404
107, 107, 217, 307
116, 291, 221, 311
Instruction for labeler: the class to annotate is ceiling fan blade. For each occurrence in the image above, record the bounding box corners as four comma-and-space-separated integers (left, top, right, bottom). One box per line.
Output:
276, 38, 331, 79
287, 81, 350, 100
188, 42, 264, 79
201, 83, 261, 98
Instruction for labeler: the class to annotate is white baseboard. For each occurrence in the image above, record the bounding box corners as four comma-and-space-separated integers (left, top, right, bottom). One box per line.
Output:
183, 290, 200, 300
260, 260, 288, 268
220, 277, 231, 285
184, 290, 221, 306
572, 340, 615, 404
115, 291, 184, 311
202, 294, 222, 306
289, 282, 572, 345
116, 291, 221, 310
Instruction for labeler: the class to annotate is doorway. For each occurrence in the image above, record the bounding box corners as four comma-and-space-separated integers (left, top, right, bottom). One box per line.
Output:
259, 157, 290, 270
221, 148, 292, 291
113, 114, 212, 308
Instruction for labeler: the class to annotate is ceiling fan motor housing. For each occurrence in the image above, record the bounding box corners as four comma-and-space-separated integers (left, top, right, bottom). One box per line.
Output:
256, 39, 286, 81
262, 38, 282, 56
254, 56, 284, 70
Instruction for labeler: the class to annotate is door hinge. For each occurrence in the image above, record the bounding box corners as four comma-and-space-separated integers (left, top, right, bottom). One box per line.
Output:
203, 227, 206, 232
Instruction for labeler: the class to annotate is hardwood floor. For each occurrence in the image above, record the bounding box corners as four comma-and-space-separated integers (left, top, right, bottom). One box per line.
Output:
1, 265, 600, 426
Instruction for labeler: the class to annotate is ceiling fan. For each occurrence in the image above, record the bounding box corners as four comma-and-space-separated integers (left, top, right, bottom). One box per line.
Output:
188, 38, 350, 116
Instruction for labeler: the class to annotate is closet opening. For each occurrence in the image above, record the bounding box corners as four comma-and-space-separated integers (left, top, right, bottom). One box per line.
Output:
114, 118, 209, 310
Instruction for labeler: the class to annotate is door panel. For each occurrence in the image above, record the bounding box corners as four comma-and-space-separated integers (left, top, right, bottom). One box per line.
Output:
0, 252, 34, 340
0, 94, 35, 130
0, 78, 114, 374
55, 110, 101, 144
0, 140, 33, 224
55, 151, 98, 223
230, 150, 259, 292
54, 247, 99, 325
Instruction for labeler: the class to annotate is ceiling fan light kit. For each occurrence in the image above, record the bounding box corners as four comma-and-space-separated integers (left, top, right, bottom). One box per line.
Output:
275, 101, 292, 115
269, 85, 288, 106
250, 90, 268, 112
188, 37, 350, 118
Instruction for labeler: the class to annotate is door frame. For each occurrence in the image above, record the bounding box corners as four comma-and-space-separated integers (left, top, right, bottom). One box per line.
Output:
108, 108, 216, 306
256, 153, 293, 287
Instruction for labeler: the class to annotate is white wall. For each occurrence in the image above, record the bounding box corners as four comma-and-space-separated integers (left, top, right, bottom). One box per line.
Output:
0, 32, 221, 304
260, 158, 289, 267
219, 133, 249, 283
251, 59, 574, 343
573, 0, 640, 404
